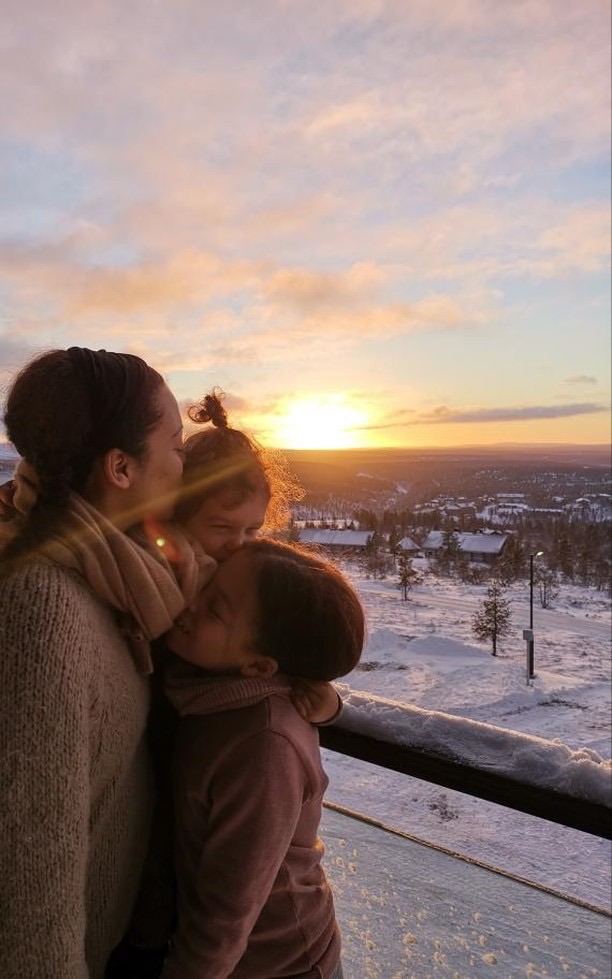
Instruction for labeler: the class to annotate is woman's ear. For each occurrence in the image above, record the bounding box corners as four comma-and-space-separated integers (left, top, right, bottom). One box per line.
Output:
101, 448, 137, 490
240, 656, 278, 678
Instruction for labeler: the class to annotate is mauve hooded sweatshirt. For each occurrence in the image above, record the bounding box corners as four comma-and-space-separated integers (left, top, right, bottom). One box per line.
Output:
161, 666, 341, 979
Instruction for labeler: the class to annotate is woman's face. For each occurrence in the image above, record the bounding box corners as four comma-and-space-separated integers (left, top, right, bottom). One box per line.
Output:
166, 549, 260, 673
127, 384, 185, 520
182, 489, 268, 562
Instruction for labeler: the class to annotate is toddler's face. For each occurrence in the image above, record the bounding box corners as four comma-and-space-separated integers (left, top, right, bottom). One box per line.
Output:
182, 490, 267, 561
166, 549, 260, 673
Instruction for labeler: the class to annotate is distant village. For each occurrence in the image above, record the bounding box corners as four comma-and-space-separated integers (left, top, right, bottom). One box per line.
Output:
290, 474, 611, 593
1, 441, 610, 591
296, 524, 510, 565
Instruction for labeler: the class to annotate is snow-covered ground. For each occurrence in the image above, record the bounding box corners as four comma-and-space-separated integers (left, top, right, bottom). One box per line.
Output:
323, 562, 612, 910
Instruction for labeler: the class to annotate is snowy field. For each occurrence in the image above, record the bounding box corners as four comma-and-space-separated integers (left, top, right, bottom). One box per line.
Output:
323, 561, 612, 910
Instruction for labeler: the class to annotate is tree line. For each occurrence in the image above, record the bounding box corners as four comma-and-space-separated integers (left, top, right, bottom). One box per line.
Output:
345, 508, 611, 593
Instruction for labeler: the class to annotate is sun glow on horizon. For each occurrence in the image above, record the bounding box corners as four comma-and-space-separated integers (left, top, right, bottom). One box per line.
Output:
270, 395, 370, 450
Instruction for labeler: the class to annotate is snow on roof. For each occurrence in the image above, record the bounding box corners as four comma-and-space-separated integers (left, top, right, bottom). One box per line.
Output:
460, 532, 508, 554
422, 531, 508, 554
298, 528, 371, 547
397, 536, 419, 551
422, 531, 443, 549
334, 688, 612, 806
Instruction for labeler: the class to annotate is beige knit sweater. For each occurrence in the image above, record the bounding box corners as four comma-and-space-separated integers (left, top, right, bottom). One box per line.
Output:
0, 562, 152, 979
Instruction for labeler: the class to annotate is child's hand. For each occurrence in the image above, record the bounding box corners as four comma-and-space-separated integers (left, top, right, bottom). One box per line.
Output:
290, 679, 342, 725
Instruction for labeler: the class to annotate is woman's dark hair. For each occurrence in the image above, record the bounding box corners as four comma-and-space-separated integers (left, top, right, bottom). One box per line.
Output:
246, 539, 365, 681
2, 347, 165, 562
176, 389, 302, 532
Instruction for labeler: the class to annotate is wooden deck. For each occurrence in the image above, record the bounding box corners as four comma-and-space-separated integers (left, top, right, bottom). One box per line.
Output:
322, 805, 611, 979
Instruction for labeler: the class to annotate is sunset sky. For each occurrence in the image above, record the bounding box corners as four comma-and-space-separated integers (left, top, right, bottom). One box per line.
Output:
1, 1, 610, 449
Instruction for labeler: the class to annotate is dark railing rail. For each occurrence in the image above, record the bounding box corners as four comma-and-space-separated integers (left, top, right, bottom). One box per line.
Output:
320, 724, 612, 840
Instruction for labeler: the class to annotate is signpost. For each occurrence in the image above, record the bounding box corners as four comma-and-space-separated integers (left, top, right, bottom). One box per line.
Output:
522, 628, 534, 685
528, 550, 544, 679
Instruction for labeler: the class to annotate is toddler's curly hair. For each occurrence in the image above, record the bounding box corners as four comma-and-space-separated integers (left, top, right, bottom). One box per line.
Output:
175, 389, 303, 532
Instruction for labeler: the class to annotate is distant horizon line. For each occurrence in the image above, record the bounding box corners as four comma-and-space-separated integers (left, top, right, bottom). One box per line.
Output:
273, 442, 612, 455
0, 439, 610, 449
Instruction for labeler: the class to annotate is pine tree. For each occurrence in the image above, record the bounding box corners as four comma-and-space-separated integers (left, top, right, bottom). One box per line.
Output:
442, 527, 461, 570
472, 580, 512, 656
442, 527, 461, 559
535, 566, 559, 609
593, 554, 612, 596
397, 554, 420, 600
577, 524, 598, 585
363, 530, 392, 579
437, 527, 461, 576
555, 533, 574, 581
498, 535, 525, 583
388, 527, 402, 555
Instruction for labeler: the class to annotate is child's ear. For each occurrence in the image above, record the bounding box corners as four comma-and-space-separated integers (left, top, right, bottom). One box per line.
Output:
240, 656, 278, 678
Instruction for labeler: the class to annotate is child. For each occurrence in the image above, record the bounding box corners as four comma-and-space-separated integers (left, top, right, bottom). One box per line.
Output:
174, 388, 301, 562
160, 538, 365, 979
105, 393, 342, 977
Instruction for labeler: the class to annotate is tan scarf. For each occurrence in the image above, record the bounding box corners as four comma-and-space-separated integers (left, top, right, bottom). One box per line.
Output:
41, 494, 216, 673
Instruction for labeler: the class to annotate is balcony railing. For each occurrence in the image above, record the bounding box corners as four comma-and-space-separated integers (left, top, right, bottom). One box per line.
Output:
318, 695, 611, 977
319, 693, 611, 839
320, 726, 611, 839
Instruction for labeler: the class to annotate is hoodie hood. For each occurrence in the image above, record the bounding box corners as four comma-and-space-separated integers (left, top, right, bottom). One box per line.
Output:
164, 655, 293, 716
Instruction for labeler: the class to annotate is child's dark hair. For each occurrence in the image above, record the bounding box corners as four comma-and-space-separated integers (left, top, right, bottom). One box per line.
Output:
176, 389, 302, 532
246, 538, 364, 681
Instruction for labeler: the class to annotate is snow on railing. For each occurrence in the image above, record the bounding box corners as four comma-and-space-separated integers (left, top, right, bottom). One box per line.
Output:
320, 688, 612, 838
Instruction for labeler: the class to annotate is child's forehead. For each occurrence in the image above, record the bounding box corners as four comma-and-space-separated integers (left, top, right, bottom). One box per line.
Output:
200, 489, 268, 520
206, 489, 249, 511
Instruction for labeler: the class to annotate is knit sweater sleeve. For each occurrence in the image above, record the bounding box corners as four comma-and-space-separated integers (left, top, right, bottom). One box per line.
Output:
0, 566, 91, 979
162, 729, 306, 979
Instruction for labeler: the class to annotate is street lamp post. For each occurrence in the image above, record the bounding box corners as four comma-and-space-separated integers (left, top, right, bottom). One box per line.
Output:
527, 550, 544, 679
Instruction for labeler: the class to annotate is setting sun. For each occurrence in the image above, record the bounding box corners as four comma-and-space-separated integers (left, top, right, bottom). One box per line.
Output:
271, 395, 369, 449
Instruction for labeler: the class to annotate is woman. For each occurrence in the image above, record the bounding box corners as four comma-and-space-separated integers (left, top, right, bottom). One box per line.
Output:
0, 347, 213, 979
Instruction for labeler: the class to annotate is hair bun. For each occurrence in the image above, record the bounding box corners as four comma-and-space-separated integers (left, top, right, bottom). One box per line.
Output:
188, 388, 229, 427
